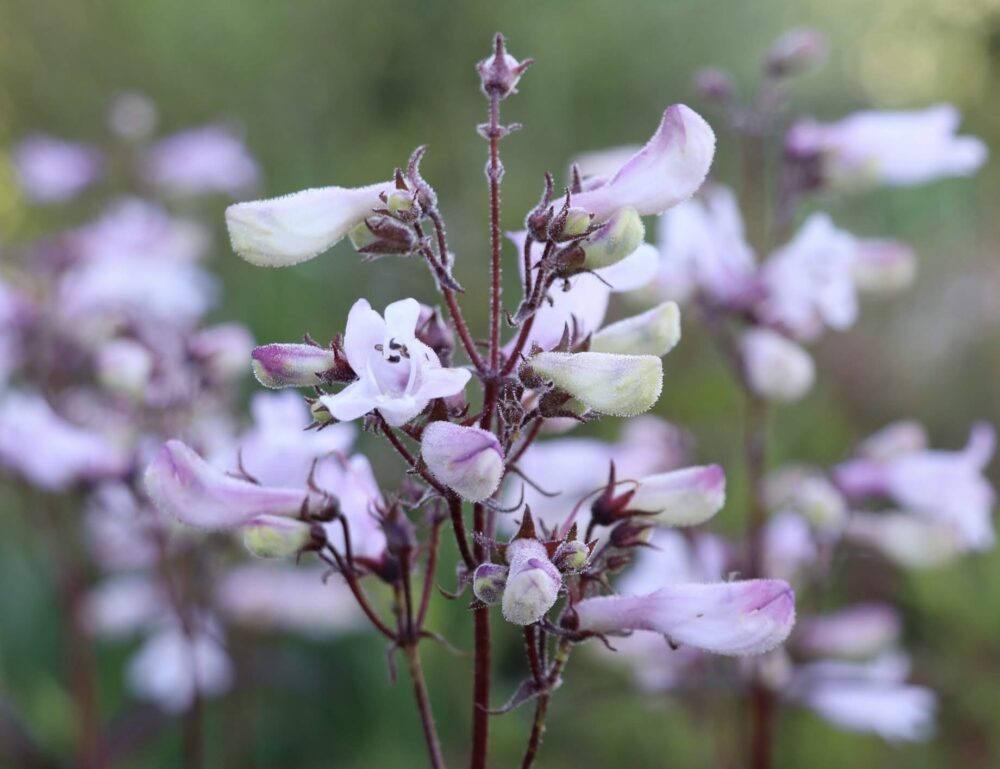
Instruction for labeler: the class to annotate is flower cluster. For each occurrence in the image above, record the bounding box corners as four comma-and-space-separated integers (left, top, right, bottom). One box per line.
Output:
138, 35, 800, 769
0, 95, 363, 744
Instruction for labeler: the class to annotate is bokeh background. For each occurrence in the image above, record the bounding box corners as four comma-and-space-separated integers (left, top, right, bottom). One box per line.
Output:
0, 0, 998, 766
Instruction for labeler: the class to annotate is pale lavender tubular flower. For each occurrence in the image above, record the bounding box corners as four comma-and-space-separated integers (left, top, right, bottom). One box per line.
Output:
845, 512, 962, 569
787, 105, 987, 188
527, 351, 663, 418
762, 511, 818, 581
189, 323, 256, 382
574, 579, 795, 656
765, 466, 847, 532
757, 213, 859, 341
628, 465, 726, 526
126, 621, 233, 713
143, 439, 317, 530
57, 203, 217, 327
655, 184, 758, 306
795, 603, 902, 660
313, 453, 387, 560
142, 125, 260, 197
59, 253, 217, 327
13, 134, 104, 203
571, 105, 716, 221
787, 654, 936, 742
68, 198, 210, 264
215, 564, 364, 635
507, 230, 658, 352
251, 343, 342, 389
0, 391, 129, 490
214, 391, 355, 487
226, 180, 396, 267
740, 327, 815, 403
318, 298, 470, 426
835, 422, 996, 550
421, 421, 504, 502
510, 417, 689, 533
590, 301, 681, 357
83, 575, 166, 638
501, 538, 562, 625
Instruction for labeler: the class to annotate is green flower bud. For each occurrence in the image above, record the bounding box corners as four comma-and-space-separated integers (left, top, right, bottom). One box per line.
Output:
581, 207, 644, 270
242, 516, 316, 559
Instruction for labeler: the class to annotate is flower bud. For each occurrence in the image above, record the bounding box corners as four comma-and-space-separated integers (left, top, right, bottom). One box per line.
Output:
476, 34, 532, 99
591, 302, 681, 357
472, 562, 508, 605
741, 328, 815, 403
524, 351, 663, 418
548, 206, 592, 242
381, 504, 417, 558
384, 189, 421, 220
553, 539, 590, 573
610, 520, 654, 549
694, 67, 736, 102
96, 338, 153, 397
580, 207, 644, 270
251, 343, 345, 389
308, 398, 335, 425
765, 28, 828, 78
421, 422, 505, 502
629, 465, 727, 526
851, 239, 916, 294
347, 214, 418, 256
415, 306, 454, 366
501, 539, 562, 625
242, 515, 318, 559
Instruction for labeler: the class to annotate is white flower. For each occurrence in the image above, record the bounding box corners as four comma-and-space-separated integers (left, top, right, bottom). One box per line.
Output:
319, 298, 470, 427
787, 105, 987, 188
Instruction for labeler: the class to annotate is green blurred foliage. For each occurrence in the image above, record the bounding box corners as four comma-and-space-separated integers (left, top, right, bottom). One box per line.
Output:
0, 0, 998, 767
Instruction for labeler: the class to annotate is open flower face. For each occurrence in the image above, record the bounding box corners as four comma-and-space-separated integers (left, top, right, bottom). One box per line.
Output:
319, 298, 470, 427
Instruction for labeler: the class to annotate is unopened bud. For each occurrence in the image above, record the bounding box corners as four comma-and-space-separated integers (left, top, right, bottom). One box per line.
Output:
580, 207, 644, 270
610, 521, 653, 549
741, 328, 814, 403
308, 398, 335, 425
476, 34, 532, 99
384, 189, 421, 220
243, 515, 319, 559
553, 539, 590, 573
415, 306, 455, 366
381, 504, 416, 558
591, 302, 681, 357
251, 343, 348, 389
348, 215, 417, 256
473, 562, 508, 605
524, 351, 663, 418
694, 67, 736, 102
766, 28, 828, 78
421, 421, 505, 502
548, 206, 592, 242
501, 539, 562, 625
